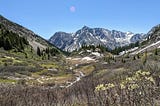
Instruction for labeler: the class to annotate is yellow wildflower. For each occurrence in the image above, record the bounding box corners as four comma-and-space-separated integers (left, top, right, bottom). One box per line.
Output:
145, 76, 155, 84
95, 84, 106, 91
120, 83, 126, 89
105, 83, 115, 89
128, 83, 139, 90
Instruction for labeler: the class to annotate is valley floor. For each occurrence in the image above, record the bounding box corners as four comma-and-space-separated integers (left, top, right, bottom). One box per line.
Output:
0, 48, 160, 106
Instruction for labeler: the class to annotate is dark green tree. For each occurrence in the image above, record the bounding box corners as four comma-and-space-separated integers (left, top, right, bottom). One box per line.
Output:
25, 53, 28, 58
133, 56, 136, 60
48, 54, 50, 60
154, 48, 158, 55
37, 47, 41, 56
19, 38, 24, 50
137, 53, 140, 59
0, 36, 4, 47
121, 58, 126, 63
30, 46, 33, 53
50, 48, 60, 56
135, 41, 139, 47
3, 37, 12, 50
142, 50, 147, 65
45, 47, 50, 54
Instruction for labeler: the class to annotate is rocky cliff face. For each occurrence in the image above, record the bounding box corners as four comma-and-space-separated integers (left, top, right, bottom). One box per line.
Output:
49, 26, 146, 52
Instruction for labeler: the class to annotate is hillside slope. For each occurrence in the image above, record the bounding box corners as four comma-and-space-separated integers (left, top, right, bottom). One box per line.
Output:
131, 24, 160, 54
0, 15, 58, 51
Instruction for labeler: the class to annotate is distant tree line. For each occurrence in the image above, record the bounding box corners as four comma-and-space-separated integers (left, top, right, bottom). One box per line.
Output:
80, 41, 140, 55
37, 47, 60, 59
110, 41, 140, 55
81, 44, 107, 53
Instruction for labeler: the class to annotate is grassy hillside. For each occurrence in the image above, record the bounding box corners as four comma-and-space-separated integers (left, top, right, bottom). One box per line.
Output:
0, 15, 63, 54
0, 21, 71, 87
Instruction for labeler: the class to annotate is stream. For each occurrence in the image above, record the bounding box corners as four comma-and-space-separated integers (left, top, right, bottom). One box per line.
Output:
60, 71, 85, 88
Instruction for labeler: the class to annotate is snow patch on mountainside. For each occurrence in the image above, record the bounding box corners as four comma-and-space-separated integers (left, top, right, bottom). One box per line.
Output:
49, 26, 145, 52
82, 57, 95, 61
119, 47, 139, 56
91, 52, 101, 57
131, 40, 160, 54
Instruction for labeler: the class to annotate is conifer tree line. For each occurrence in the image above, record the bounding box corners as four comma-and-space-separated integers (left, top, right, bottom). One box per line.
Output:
81, 44, 107, 53
110, 41, 140, 55
80, 41, 140, 55
0, 25, 29, 51
37, 46, 60, 58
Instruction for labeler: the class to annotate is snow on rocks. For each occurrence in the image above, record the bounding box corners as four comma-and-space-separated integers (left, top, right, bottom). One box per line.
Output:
119, 47, 139, 56
91, 52, 101, 57
132, 40, 160, 54
81, 57, 95, 61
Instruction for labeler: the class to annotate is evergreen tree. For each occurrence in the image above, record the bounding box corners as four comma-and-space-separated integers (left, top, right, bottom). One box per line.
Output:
25, 53, 28, 58
0, 28, 29, 51
22, 37, 29, 45
137, 53, 140, 59
133, 56, 136, 60
37, 47, 41, 56
0, 36, 4, 47
154, 48, 158, 55
142, 50, 147, 65
45, 47, 50, 54
30, 46, 33, 53
121, 58, 126, 63
50, 48, 60, 56
48, 54, 50, 60
135, 41, 139, 47
20, 38, 24, 50
3, 37, 12, 50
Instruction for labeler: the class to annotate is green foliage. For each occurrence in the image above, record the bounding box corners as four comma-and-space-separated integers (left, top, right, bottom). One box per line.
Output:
135, 41, 139, 47
37, 47, 41, 56
36, 46, 60, 58
141, 50, 147, 65
121, 58, 126, 63
137, 53, 140, 59
45, 47, 50, 54
95, 70, 157, 105
0, 25, 29, 51
47, 54, 50, 60
3, 37, 12, 50
30, 46, 33, 53
0, 36, 4, 47
154, 48, 158, 55
17, 79, 27, 85
78, 42, 140, 55
111, 41, 140, 55
81, 44, 96, 51
133, 56, 136, 60
50, 47, 60, 56
80, 44, 108, 53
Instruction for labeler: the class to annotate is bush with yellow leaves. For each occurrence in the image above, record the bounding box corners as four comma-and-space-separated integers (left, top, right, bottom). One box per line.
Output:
95, 70, 158, 106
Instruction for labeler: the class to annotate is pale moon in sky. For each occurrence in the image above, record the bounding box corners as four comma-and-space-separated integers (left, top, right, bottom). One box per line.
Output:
70, 6, 76, 12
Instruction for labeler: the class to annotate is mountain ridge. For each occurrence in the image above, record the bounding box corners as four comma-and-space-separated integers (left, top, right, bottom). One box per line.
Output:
49, 26, 146, 52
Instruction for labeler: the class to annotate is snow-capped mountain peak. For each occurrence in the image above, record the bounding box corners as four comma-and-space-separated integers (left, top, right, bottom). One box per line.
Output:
49, 26, 146, 52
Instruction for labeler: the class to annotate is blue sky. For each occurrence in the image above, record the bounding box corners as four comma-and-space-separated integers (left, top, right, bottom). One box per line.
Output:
0, 0, 160, 39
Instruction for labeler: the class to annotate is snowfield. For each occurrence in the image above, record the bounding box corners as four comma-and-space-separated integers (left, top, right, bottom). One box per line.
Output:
82, 57, 95, 61
91, 52, 101, 57
131, 40, 160, 54
119, 47, 139, 56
